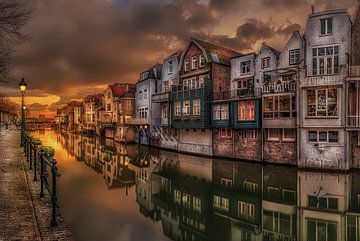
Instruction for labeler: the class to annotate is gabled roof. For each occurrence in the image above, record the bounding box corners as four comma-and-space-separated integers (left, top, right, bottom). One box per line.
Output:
84, 93, 103, 104
166, 50, 183, 61
260, 42, 281, 58
138, 64, 163, 82
109, 83, 136, 98
190, 38, 241, 66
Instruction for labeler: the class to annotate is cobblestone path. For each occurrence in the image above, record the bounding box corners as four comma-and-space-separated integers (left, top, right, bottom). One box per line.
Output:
0, 127, 73, 241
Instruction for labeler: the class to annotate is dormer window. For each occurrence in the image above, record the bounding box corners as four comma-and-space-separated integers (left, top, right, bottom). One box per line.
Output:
168, 60, 173, 74
184, 59, 189, 72
320, 18, 333, 35
289, 49, 300, 65
261, 57, 270, 69
191, 56, 197, 70
199, 54, 205, 67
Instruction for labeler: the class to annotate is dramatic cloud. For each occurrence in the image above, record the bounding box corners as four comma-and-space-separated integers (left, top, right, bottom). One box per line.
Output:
0, 0, 357, 117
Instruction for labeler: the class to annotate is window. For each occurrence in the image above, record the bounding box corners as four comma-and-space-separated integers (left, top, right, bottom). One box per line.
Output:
193, 196, 202, 213
191, 56, 197, 69
238, 201, 255, 220
239, 130, 259, 140
183, 101, 190, 116
106, 103, 111, 111
238, 101, 255, 121
175, 102, 181, 116
308, 130, 339, 143
308, 196, 338, 210
312, 46, 339, 75
264, 95, 296, 118
307, 219, 337, 241
143, 89, 148, 100
213, 104, 229, 120
261, 57, 270, 68
307, 89, 337, 117
184, 59, 189, 71
138, 91, 143, 101
199, 54, 205, 67
190, 77, 199, 89
183, 79, 190, 90
140, 72, 149, 80
219, 128, 232, 139
241, 61, 251, 74
193, 99, 201, 116
213, 195, 229, 212
263, 211, 293, 236
243, 181, 258, 193
163, 80, 169, 92
182, 192, 190, 207
320, 18, 333, 35
199, 75, 206, 88
168, 60, 173, 74
237, 79, 248, 90
289, 49, 300, 65
139, 107, 148, 119
221, 178, 232, 188
267, 128, 296, 142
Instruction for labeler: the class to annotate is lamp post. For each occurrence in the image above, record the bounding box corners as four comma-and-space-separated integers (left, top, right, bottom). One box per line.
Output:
19, 78, 27, 147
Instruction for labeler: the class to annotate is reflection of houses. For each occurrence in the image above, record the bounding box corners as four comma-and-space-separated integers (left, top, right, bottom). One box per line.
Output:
262, 32, 303, 165
212, 160, 262, 241
83, 94, 103, 134
172, 38, 239, 156
298, 171, 349, 241
299, 9, 352, 170
151, 51, 182, 150
262, 166, 297, 241
130, 65, 162, 145
99, 83, 136, 142
129, 146, 161, 220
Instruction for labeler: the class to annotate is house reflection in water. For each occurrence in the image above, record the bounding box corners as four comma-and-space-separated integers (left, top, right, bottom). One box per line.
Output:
57, 131, 136, 190
55, 130, 360, 241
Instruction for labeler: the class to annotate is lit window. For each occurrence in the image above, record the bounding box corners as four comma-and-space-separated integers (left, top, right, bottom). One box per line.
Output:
219, 128, 232, 139
183, 101, 190, 116
238, 101, 255, 121
193, 99, 201, 116
174, 102, 181, 116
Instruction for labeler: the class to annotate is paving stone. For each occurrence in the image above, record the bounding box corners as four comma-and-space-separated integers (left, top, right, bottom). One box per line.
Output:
0, 127, 74, 241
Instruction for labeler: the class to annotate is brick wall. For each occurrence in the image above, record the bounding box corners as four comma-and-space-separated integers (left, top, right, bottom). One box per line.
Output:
234, 130, 262, 161
211, 63, 231, 93
263, 141, 296, 165
213, 129, 233, 157
353, 8, 360, 65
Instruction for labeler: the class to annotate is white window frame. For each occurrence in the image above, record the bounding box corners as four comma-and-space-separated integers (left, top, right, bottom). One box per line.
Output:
175, 102, 181, 116
261, 57, 270, 68
184, 59, 190, 72
241, 60, 251, 74
199, 54, 205, 67
289, 49, 300, 65
193, 99, 201, 116
191, 56, 197, 70
183, 100, 190, 116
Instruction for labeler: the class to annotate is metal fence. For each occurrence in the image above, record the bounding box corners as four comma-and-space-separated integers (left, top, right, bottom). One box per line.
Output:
23, 134, 60, 227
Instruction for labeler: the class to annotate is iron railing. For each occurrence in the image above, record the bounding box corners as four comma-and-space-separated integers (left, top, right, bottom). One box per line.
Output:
23, 134, 60, 227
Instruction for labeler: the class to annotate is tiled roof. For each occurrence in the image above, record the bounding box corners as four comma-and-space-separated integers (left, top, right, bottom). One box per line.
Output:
192, 38, 241, 66
167, 50, 183, 60
109, 83, 136, 98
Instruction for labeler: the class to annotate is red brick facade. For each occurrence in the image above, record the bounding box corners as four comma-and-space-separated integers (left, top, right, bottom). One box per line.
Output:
263, 141, 297, 165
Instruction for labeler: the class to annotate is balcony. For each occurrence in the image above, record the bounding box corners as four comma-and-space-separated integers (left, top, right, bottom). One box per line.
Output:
171, 87, 206, 101
212, 88, 261, 101
301, 67, 346, 87
127, 117, 150, 125
348, 66, 360, 77
152, 92, 170, 103
262, 82, 297, 94
347, 116, 360, 128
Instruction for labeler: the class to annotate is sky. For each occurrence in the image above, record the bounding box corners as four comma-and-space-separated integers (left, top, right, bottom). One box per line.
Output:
0, 0, 357, 117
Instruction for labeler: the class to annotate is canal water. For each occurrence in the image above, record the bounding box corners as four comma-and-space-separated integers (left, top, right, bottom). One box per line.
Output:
31, 129, 360, 241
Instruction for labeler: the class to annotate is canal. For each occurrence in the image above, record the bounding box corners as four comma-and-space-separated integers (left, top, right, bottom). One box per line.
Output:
31, 129, 360, 241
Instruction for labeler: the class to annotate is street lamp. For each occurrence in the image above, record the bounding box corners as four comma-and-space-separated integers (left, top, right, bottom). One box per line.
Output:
19, 78, 27, 147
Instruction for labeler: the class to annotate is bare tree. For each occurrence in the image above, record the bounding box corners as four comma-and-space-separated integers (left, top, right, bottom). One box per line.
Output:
0, 0, 32, 82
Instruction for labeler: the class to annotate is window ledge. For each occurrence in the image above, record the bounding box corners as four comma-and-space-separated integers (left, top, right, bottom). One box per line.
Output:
305, 116, 338, 119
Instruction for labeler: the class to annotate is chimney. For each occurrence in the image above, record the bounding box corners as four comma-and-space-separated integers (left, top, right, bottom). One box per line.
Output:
311, 5, 315, 14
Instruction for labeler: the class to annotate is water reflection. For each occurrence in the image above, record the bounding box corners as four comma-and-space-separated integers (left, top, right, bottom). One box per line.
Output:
32, 130, 360, 241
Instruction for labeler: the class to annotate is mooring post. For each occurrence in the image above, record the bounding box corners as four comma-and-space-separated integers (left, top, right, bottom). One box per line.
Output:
50, 158, 58, 227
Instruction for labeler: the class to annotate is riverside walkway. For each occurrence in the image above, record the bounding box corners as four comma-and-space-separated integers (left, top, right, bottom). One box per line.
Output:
0, 127, 73, 241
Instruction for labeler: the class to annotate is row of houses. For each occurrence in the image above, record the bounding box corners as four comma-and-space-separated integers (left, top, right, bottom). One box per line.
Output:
0, 95, 18, 125
57, 6, 360, 170
57, 131, 360, 241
